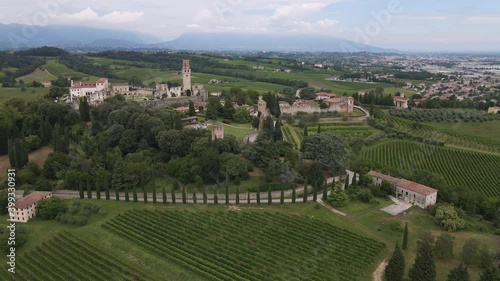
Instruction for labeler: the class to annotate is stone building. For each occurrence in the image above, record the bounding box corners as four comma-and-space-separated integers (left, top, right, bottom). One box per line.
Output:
211, 125, 224, 140
9, 191, 53, 223
368, 171, 438, 209
182, 59, 192, 95
279, 96, 354, 116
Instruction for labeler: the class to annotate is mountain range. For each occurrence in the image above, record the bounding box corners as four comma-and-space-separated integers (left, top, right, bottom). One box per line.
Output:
0, 24, 396, 53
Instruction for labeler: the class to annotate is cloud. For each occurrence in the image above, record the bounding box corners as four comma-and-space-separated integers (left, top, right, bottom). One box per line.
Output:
59, 8, 144, 24
317, 18, 339, 27
186, 24, 199, 28
466, 16, 500, 24
270, 3, 330, 21
396, 14, 448, 21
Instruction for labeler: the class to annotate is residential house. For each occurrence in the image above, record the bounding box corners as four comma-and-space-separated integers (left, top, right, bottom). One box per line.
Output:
9, 191, 52, 223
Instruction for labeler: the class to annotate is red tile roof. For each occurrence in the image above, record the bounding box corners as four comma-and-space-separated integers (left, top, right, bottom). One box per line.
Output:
368, 171, 438, 196
393, 96, 409, 102
324, 98, 344, 104
14, 191, 52, 210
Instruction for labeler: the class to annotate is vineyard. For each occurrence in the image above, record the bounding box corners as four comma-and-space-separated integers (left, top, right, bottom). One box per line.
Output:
104, 210, 385, 281
360, 140, 500, 197
3, 232, 153, 281
377, 114, 500, 153
389, 108, 491, 122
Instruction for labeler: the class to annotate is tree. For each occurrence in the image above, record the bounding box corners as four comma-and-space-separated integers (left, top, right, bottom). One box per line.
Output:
133, 188, 138, 202
402, 223, 409, 250
435, 233, 455, 260
461, 238, 480, 265
115, 189, 119, 201
171, 187, 176, 204
152, 184, 157, 204
8, 138, 28, 169
435, 205, 465, 232
206, 96, 221, 120
317, 124, 321, 134
322, 180, 328, 201
125, 186, 130, 202
301, 133, 348, 176
292, 185, 296, 204
299, 87, 316, 100
268, 185, 272, 205
37, 198, 67, 220
479, 245, 495, 269
225, 184, 229, 205
351, 173, 357, 186
233, 107, 251, 123
256, 190, 260, 205
280, 187, 284, 204
182, 187, 187, 204
479, 267, 500, 281
409, 232, 436, 281
79, 97, 90, 122
223, 98, 235, 119
86, 179, 92, 199
214, 188, 218, 204
193, 191, 197, 204
303, 178, 308, 203
203, 187, 207, 204
345, 175, 350, 189
273, 120, 283, 141
111, 159, 126, 191
313, 183, 318, 202
162, 187, 167, 204
303, 126, 308, 137
143, 188, 148, 203
79, 181, 84, 199
188, 100, 196, 116
328, 185, 348, 207
446, 263, 470, 281
236, 187, 240, 205
385, 242, 405, 281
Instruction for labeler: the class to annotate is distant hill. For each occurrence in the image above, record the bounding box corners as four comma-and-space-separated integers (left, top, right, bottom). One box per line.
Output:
154, 32, 398, 53
0, 24, 397, 53
0, 24, 160, 50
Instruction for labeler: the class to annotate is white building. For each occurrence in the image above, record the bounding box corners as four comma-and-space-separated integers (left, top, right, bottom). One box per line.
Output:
9, 191, 52, 223
69, 78, 129, 105
368, 171, 438, 209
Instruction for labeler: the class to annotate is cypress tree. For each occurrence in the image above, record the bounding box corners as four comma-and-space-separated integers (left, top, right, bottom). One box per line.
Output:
247, 192, 250, 204
409, 233, 436, 281
236, 187, 240, 205
133, 188, 138, 202
115, 189, 119, 201
303, 178, 308, 203
203, 187, 207, 204
446, 263, 471, 281
303, 126, 308, 137
268, 185, 272, 205
403, 222, 409, 250
214, 188, 218, 204
256, 190, 260, 205
182, 187, 187, 204
86, 179, 92, 199
345, 174, 349, 189
193, 191, 197, 204
105, 185, 110, 200
352, 173, 357, 186
317, 124, 321, 134
292, 185, 296, 204
280, 187, 284, 204
8, 139, 16, 169
96, 182, 101, 200
385, 242, 405, 281
313, 183, 318, 202
171, 188, 176, 204
162, 187, 167, 204
143, 188, 148, 203
225, 185, 229, 205
79, 180, 84, 199
125, 186, 130, 202
152, 184, 157, 204
479, 266, 500, 281
322, 180, 328, 201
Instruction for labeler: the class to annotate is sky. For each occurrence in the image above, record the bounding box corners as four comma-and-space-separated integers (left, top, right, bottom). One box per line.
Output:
1, 0, 499, 52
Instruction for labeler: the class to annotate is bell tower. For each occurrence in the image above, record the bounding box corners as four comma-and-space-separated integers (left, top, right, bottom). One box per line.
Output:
182, 59, 192, 95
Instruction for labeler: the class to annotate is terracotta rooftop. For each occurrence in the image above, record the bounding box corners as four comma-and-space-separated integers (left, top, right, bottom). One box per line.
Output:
181, 116, 198, 121
14, 191, 52, 210
393, 96, 409, 102
368, 171, 438, 196
324, 97, 344, 104
316, 92, 336, 97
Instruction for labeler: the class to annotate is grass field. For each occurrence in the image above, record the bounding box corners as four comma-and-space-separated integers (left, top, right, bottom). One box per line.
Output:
0, 147, 53, 181
220, 122, 255, 140
360, 139, 500, 197
0, 87, 49, 103
16, 68, 57, 83
42, 60, 99, 80
426, 120, 500, 142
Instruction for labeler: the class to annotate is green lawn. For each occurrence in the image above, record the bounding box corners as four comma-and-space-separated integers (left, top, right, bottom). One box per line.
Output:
219, 122, 255, 140
0, 87, 49, 103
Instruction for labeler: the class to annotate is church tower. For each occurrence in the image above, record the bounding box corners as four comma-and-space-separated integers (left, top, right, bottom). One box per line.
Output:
182, 59, 192, 95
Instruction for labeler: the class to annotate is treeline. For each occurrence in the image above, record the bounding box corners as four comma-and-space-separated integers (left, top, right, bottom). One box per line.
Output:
393, 71, 441, 80
0, 52, 46, 87
59, 54, 117, 78
353, 88, 395, 106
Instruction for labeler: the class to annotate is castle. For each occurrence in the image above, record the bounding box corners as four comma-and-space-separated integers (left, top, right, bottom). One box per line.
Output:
257, 94, 354, 117
69, 78, 129, 105
155, 60, 207, 99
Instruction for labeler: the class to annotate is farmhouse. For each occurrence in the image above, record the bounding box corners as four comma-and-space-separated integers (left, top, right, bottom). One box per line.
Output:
393, 96, 409, 108
9, 191, 53, 223
368, 171, 438, 209
488, 106, 500, 114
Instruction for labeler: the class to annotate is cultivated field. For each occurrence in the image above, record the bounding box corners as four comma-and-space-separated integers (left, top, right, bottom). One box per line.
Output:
0, 87, 49, 103
15, 68, 57, 83
104, 209, 385, 281
360, 140, 500, 197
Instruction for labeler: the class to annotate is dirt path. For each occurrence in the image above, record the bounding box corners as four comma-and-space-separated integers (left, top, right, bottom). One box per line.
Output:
373, 258, 387, 281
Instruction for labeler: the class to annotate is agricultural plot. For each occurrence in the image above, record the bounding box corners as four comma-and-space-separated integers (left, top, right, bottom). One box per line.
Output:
0, 87, 49, 103
360, 140, 500, 197
3, 232, 153, 281
42, 60, 99, 80
377, 115, 500, 153
104, 210, 385, 281
16, 68, 57, 83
